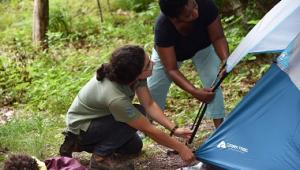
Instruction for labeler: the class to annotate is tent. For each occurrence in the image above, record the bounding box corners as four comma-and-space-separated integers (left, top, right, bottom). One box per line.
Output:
194, 0, 300, 169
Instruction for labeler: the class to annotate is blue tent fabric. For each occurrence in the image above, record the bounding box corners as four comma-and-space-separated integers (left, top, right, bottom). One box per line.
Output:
195, 63, 300, 169
193, 1, 300, 169
277, 34, 300, 90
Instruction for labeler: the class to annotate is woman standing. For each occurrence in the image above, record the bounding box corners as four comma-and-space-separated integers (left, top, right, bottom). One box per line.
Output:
148, 0, 230, 128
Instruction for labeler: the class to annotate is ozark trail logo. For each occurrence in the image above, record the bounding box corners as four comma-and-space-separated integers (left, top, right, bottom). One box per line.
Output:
216, 140, 248, 153
217, 141, 226, 149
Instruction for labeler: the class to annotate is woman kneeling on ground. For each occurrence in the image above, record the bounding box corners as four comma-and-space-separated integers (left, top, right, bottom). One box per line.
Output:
59, 45, 195, 169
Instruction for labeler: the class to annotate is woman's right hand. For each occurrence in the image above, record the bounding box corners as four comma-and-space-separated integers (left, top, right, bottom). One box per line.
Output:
191, 87, 215, 103
178, 145, 195, 164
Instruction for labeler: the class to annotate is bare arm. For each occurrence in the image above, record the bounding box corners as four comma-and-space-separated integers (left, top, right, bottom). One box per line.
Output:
208, 16, 230, 63
136, 85, 192, 138
157, 47, 196, 94
156, 46, 215, 103
127, 112, 194, 163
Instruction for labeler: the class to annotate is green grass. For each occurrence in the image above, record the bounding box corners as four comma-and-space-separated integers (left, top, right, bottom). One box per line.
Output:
0, 0, 159, 162
0, 111, 65, 159
0, 0, 273, 164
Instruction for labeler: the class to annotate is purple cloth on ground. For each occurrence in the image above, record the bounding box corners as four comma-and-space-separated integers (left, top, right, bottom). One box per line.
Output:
44, 156, 87, 170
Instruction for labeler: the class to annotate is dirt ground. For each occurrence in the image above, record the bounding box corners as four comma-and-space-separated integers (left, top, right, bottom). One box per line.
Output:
134, 151, 187, 170
0, 107, 14, 125
73, 150, 190, 170
133, 119, 215, 170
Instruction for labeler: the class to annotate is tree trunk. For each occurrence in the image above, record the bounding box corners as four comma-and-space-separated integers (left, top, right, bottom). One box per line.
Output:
107, 0, 113, 16
96, 0, 104, 22
32, 0, 49, 49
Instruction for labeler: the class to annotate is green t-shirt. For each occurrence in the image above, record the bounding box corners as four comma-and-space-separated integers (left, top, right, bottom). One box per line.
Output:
66, 76, 147, 134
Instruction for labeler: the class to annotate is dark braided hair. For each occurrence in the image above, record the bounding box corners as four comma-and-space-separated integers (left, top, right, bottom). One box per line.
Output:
96, 45, 145, 85
4, 154, 39, 170
159, 0, 188, 18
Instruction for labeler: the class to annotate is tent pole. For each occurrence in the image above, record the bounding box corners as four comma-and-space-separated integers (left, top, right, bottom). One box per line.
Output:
191, 102, 205, 130
188, 65, 228, 144
188, 104, 208, 144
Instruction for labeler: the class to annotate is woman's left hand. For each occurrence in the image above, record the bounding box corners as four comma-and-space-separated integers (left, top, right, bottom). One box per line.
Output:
173, 127, 193, 139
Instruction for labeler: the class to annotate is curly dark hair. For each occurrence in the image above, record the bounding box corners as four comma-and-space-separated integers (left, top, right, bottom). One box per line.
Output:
96, 45, 145, 85
4, 154, 39, 170
159, 0, 188, 18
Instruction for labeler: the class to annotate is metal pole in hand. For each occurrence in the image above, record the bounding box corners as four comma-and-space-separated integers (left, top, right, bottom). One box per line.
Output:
188, 65, 228, 144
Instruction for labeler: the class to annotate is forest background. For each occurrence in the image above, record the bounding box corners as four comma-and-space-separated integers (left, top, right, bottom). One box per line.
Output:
0, 0, 279, 168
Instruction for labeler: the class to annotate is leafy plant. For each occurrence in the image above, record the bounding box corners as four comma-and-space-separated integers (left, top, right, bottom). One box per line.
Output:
113, 0, 156, 12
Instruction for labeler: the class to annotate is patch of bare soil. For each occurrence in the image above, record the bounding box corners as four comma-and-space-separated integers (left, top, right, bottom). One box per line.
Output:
0, 107, 14, 125
74, 147, 190, 170
134, 150, 187, 170
133, 119, 214, 170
